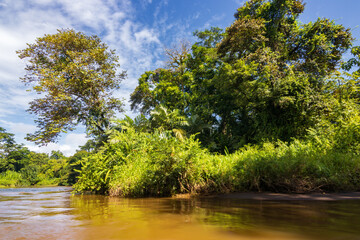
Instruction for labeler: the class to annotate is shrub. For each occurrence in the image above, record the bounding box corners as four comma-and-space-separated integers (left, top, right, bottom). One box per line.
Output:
0, 170, 22, 187
74, 125, 360, 196
74, 128, 206, 196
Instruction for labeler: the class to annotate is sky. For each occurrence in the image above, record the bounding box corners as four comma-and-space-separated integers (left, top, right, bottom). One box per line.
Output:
0, 0, 360, 156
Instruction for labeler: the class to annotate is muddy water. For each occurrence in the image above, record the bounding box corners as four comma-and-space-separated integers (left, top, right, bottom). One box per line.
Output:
1, 187, 360, 240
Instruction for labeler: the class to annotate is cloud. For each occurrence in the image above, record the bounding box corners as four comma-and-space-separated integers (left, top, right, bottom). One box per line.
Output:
26, 133, 88, 157
0, 120, 37, 135
232, 0, 246, 6
140, 0, 153, 9
0, 84, 38, 119
135, 29, 160, 44
0, 0, 234, 156
0, 0, 167, 153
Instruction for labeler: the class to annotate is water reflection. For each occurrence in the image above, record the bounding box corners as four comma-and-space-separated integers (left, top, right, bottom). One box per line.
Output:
0, 187, 360, 239
0, 187, 78, 240
194, 198, 360, 239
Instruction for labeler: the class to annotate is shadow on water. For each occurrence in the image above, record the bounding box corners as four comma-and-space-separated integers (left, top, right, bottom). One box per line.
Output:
1, 187, 360, 239
70, 194, 360, 240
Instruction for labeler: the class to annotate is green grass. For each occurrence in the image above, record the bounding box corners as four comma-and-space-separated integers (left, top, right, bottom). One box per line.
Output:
73, 128, 360, 197
0, 170, 68, 188
200, 141, 360, 193
0, 170, 23, 187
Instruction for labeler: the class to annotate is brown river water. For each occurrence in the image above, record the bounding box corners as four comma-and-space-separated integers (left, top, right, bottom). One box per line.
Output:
0, 187, 360, 240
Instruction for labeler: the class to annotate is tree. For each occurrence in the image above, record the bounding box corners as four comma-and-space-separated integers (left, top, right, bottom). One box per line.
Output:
17, 29, 126, 145
218, 0, 352, 79
130, 41, 192, 115
50, 150, 66, 160
114, 114, 150, 133
0, 127, 16, 159
0, 127, 31, 172
130, 0, 354, 152
67, 150, 90, 185
149, 105, 189, 140
213, 0, 352, 144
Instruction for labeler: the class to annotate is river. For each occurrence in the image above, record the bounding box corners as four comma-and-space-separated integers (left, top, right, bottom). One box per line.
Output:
0, 187, 360, 240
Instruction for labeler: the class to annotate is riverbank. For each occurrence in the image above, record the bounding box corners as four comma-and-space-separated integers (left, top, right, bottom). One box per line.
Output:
202, 192, 360, 201
0, 182, 66, 188
0, 169, 71, 188
74, 129, 360, 197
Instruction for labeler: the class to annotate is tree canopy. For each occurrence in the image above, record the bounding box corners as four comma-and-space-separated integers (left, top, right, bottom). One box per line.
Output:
130, 0, 354, 152
17, 29, 126, 145
0, 127, 16, 160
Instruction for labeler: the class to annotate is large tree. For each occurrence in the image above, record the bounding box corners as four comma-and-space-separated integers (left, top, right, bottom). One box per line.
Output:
0, 127, 31, 172
130, 0, 353, 152
130, 41, 191, 115
0, 127, 16, 160
214, 0, 352, 144
18, 29, 126, 145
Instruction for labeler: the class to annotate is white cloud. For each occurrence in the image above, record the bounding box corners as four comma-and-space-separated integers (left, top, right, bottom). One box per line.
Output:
232, 0, 246, 6
59, 0, 114, 30
26, 133, 88, 157
0, 85, 39, 120
0, 120, 36, 135
32, 0, 54, 5
0, 0, 167, 153
135, 29, 160, 44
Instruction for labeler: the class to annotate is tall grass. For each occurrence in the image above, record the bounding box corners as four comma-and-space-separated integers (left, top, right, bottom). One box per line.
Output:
0, 171, 22, 187
0, 170, 65, 187
73, 127, 360, 197
201, 141, 360, 193
75, 129, 206, 196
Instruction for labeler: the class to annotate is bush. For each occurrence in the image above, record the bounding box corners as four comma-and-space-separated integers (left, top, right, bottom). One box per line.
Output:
231, 141, 360, 192
74, 125, 360, 197
20, 164, 41, 185
0, 170, 22, 187
74, 128, 206, 196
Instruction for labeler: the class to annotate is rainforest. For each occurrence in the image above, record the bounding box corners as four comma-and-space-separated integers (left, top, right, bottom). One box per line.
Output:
2, 0, 360, 197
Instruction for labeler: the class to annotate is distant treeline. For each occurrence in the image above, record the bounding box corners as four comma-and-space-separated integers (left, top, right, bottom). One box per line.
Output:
0, 126, 89, 187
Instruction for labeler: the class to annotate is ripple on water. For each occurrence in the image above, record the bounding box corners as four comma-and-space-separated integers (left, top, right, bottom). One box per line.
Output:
1, 187, 360, 240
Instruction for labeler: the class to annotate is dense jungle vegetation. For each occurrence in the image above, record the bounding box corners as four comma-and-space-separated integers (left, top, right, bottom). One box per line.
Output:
3, 0, 360, 195
0, 126, 90, 187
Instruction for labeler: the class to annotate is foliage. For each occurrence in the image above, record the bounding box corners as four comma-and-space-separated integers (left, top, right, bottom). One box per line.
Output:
0, 127, 83, 187
74, 127, 206, 196
0, 171, 22, 187
113, 105, 190, 141
17, 29, 126, 145
0, 127, 16, 159
20, 164, 41, 185
130, 41, 191, 115
5, 0, 360, 196
224, 141, 360, 193
149, 105, 189, 140
306, 100, 360, 154
72, 0, 360, 196
130, 0, 353, 152
67, 150, 90, 185
73, 124, 360, 196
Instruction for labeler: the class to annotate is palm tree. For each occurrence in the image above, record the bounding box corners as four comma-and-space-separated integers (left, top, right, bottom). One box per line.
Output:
111, 114, 150, 133
186, 114, 212, 135
150, 105, 189, 140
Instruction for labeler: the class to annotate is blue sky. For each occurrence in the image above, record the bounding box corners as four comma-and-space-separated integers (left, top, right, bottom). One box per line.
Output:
0, 0, 359, 156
